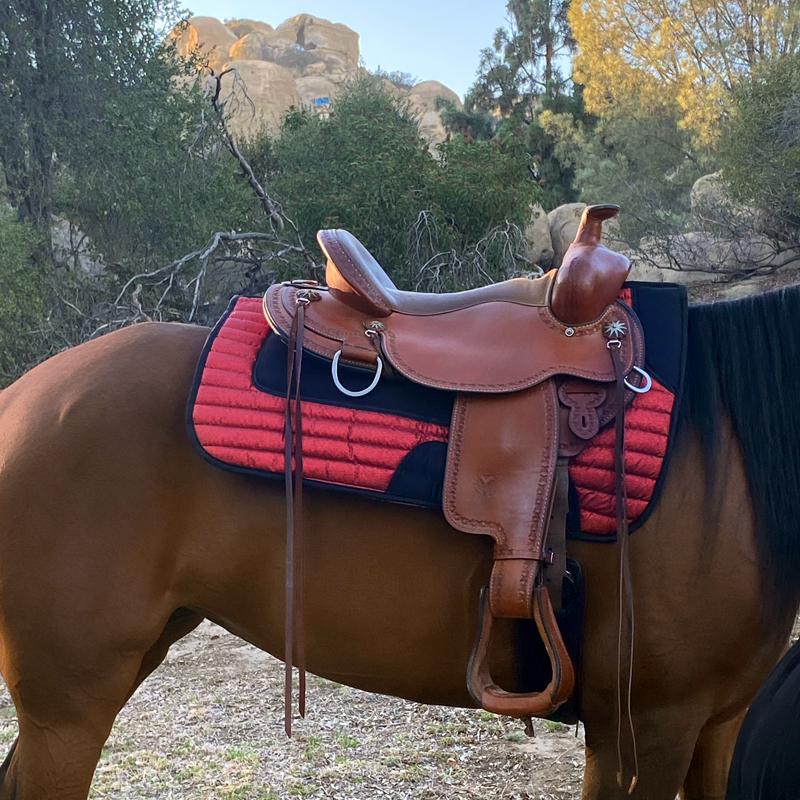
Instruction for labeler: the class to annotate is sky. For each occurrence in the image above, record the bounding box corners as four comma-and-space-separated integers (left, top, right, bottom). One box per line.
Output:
180, 0, 510, 99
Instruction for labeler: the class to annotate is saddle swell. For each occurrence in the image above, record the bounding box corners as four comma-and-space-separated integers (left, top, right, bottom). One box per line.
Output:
273, 205, 644, 728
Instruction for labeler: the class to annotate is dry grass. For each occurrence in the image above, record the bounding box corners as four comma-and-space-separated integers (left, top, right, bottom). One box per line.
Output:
0, 616, 796, 797
0, 622, 584, 799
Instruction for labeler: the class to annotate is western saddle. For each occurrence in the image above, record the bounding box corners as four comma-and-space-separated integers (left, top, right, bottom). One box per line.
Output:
266, 204, 647, 744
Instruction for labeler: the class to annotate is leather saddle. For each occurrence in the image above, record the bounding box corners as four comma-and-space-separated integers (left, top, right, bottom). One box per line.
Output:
266, 204, 647, 726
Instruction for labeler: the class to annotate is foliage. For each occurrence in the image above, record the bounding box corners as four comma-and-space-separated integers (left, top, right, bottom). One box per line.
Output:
59, 79, 257, 269
569, 0, 800, 146
464, 0, 582, 209
372, 69, 419, 91
540, 100, 710, 243
264, 76, 541, 289
0, 0, 185, 228
0, 208, 45, 384
718, 53, 800, 225
0, 0, 263, 271
435, 97, 497, 142
470, 0, 574, 107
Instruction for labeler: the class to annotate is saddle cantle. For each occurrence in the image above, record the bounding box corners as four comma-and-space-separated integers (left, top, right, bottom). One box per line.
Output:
267, 204, 648, 729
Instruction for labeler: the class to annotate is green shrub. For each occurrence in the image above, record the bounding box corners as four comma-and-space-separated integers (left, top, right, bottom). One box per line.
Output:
262, 75, 541, 289
0, 209, 45, 385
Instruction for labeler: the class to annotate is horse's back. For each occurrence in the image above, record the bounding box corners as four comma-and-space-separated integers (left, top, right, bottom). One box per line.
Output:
0, 321, 207, 428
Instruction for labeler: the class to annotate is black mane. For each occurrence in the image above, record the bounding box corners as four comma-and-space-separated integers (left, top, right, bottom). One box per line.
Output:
681, 284, 800, 617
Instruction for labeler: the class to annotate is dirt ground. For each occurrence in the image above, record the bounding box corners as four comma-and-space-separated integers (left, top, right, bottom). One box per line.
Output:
0, 617, 797, 798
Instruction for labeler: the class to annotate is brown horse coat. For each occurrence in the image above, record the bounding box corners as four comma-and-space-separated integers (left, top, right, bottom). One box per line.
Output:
0, 317, 794, 799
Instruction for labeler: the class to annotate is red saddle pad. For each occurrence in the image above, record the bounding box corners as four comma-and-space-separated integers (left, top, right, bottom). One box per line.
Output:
188, 285, 686, 538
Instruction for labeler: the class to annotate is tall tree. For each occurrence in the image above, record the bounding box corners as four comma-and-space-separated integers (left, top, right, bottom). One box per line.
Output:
570, 0, 800, 145
0, 0, 185, 230
471, 0, 575, 109
464, 1, 584, 209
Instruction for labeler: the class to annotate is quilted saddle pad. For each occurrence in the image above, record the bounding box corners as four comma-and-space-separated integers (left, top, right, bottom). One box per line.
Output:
187, 282, 686, 538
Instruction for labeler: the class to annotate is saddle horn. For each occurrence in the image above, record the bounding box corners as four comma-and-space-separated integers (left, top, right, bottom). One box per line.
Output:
550, 204, 631, 325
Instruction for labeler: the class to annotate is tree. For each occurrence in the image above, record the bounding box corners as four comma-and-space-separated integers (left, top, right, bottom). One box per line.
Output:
264, 76, 541, 290
569, 0, 800, 146
718, 53, 800, 226
471, 0, 575, 109
0, 207, 44, 384
464, 1, 584, 208
0, 0, 190, 230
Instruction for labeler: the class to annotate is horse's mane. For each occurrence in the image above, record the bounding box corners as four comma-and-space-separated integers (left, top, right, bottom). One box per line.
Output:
680, 282, 800, 617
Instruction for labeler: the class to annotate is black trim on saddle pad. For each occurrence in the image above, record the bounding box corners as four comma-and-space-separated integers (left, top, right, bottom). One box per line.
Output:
254, 333, 455, 426
566, 281, 688, 542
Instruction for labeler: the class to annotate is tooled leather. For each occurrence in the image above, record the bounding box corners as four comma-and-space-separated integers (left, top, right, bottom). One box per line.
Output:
268, 286, 643, 393
265, 286, 377, 369
380, 302, 638, 393
443, 382, 559, 620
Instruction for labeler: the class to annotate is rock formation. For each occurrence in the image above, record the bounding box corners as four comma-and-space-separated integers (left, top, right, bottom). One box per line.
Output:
171, 13, 461, 142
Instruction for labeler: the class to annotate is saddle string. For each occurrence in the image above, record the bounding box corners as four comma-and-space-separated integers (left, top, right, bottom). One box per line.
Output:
610, 342, 639, 794
284, 296, 309, 737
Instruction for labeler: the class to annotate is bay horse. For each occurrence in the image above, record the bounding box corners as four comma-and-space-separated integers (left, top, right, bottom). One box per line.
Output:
0, 283, 798, 799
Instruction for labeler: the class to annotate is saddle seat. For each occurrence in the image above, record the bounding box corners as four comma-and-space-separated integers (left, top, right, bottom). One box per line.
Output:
318, 203, 629, 325
319, 229, 553, 317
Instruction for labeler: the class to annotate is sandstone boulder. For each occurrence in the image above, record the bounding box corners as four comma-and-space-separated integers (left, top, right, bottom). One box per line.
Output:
691, 172, 727, 217
272, 14, 359, 70
636, 231, 794, 283
221, 60, 300, 136
261, 29, 326, 73
224, 19, 274, 38
547, 203, 585, 268
408, 81, 462, 144
302, 61, 329, 77
172, 16, 239, 72
691, 172, 766, 233
524, 205, 554, 269
228, 32, 268, 61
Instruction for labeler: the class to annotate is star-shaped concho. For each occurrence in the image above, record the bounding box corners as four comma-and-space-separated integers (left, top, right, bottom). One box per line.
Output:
604, 320, 627, 338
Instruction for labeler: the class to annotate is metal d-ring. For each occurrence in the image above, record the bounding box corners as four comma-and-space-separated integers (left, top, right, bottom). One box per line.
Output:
331, 350, 383, 397
624, 366, 652, 394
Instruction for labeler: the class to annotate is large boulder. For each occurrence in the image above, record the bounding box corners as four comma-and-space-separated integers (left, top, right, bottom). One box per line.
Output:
172, 16, 239, 72
260, 28, 327, 73
524, 205, 554, 269
221, 60, 300, 136
270, 14, 359, 71
224, 19, 274, 38
408, 81, 461, 144
634, 231, 794, 283
691, 171, 766, 233
547, 203, 585, 268
691, 172, 728, 217
228, 32, 268, 61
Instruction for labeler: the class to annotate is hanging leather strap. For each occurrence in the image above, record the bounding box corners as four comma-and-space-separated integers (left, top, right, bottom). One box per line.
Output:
609, 342, 638, 794
284, 298, 308, 737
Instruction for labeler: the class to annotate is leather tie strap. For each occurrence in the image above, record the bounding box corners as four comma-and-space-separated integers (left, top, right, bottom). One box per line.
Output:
610, 343, 638, 794
284, 299, 308, 737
